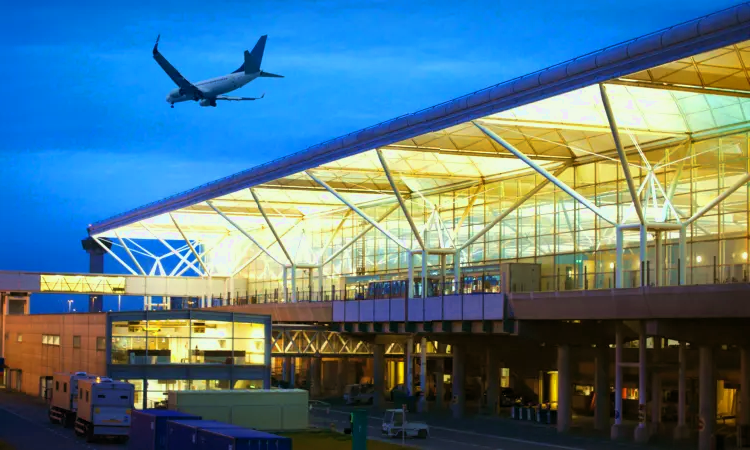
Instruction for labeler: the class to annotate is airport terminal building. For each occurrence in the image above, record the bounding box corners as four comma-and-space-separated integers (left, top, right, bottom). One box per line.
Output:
3, 4, 750, 450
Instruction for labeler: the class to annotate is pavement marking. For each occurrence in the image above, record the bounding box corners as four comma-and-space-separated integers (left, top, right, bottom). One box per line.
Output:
316, 409, 584, 450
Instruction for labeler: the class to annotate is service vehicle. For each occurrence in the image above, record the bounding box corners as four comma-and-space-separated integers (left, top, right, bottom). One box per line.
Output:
74, 377, 135, 442
48, 372, 95, 427
381, 408, 429, 439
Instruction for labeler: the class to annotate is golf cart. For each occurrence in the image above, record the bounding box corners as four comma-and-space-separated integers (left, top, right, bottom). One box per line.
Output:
381, 409, 429, 439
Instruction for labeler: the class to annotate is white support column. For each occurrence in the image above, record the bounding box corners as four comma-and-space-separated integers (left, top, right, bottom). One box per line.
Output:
557, 344, 572, 433
655, 231, 663, 286
616, 226, 624, 288
249, 189, 294, 265
407, 252, 415, 298
421, 251, 428, 298
634, 321, 650, 443
698, 346, 716, 450
283, 266, 289, 302
640, 225, 648, 287
674, 342, 690, 440
290, 265, 297, 303
376, 149, 425, 250
317, 265, 324, 301
679, 226, 687, 285
419, 337, 428, 412
454, 250, 462, 294
440, 254, 446, 295
612, 323, 626, 440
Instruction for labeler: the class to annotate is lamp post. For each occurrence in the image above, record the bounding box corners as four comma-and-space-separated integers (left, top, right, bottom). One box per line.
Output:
67, 299, 73, 313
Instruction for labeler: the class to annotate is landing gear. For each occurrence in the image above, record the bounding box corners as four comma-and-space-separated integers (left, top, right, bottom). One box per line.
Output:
170, 103, 174, 108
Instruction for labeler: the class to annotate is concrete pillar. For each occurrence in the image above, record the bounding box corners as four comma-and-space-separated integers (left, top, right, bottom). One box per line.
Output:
435, 358, 445, 410
451, 344, 466, 419
440, 254, 446, 295
594, 343, 610, 431
486, 348, 499, 415
419, 337, 428, 412
406, 337, 414, 395
421, 251, 428, 298
741, 346, 750, 427
454, 250, 462, 293
634, 322, 650, 443
698, 346, 716, 450
679, 226, 687, 285
557, 344, 572, 433
674, 342, 690, 440
374, 345, 386, 409
612, 322, 626, 439
310, 357, 322, 398
655, 231, 663, 286
651, 337, 662, 435
317, 266, 324, 301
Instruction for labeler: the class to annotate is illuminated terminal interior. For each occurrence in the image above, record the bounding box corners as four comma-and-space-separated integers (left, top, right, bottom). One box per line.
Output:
88, 39, 750, 301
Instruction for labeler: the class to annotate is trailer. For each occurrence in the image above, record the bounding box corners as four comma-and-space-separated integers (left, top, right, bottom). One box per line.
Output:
74, 377, 135, 442
48, 372, 94, 427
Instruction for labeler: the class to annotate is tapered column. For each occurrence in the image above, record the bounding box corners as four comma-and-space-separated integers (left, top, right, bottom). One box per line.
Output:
435, 358, 445, 410
406, 337, 414, 394
674, 342, 690, 440
594, 343, 610, 431
407, 253, 415, 298
452, 344, 466, 419
612, 322, 625, 439
373, 345, 386, 409
290, 265, 297, 302
486, 348, 499, 415
557, 344, 572, 433
741, 347, 750, 427
651, 337, 662, 434
634, 322, 649, 443
698, 346, 716, 450
419, 337, 428, 412
282, 266, 289, 302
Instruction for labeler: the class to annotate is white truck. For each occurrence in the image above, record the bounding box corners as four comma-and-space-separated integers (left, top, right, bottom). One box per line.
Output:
48, 372, 95, 427
74, 377, 135, 442
381, 409, 429, 439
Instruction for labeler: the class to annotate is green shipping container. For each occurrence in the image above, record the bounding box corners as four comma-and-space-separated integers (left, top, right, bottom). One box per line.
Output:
166, 389, 309, 431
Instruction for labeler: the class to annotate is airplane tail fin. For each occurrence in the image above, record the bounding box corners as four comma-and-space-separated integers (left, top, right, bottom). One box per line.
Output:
244, 35, 267, 74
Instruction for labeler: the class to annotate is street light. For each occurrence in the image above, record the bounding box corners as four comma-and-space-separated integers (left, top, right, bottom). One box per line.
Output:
67, 299, 73, 313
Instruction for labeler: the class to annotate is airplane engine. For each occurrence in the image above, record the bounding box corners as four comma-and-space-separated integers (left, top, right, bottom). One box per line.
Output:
199, 99, 217, 107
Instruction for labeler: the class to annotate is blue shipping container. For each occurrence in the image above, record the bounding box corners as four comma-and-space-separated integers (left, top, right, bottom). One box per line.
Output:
198, 428, 292, 450
166, 420, 245, 450
129, 409, 202, 450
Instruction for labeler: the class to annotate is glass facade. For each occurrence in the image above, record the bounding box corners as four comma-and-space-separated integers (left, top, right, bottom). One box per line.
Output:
94, 38, 750, 300
111, 318, 266, 365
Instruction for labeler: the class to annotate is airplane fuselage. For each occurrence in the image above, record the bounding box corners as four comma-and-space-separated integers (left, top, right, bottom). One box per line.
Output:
166, 71, 260, 105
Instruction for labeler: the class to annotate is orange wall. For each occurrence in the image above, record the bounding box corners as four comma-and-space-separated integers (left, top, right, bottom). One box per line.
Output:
4, 313, 107, 396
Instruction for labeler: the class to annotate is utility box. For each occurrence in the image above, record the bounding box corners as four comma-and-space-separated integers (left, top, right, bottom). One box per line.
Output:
166, 419, 244, 450
75, 378, 135, 441
129, 409, 201, 450
167, 389, 308, 431
197, 428, 292, 450
501, 263, 541, 293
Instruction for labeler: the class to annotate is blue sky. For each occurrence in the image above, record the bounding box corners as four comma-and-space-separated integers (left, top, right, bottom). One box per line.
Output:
0, 0, 740, 312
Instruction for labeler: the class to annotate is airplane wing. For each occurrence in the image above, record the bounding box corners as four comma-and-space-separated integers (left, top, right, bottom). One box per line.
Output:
152, 35, 204, 99
215, 93, 265, 101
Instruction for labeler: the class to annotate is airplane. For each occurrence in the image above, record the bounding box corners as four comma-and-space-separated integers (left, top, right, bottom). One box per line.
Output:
153, 35, 283, 108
